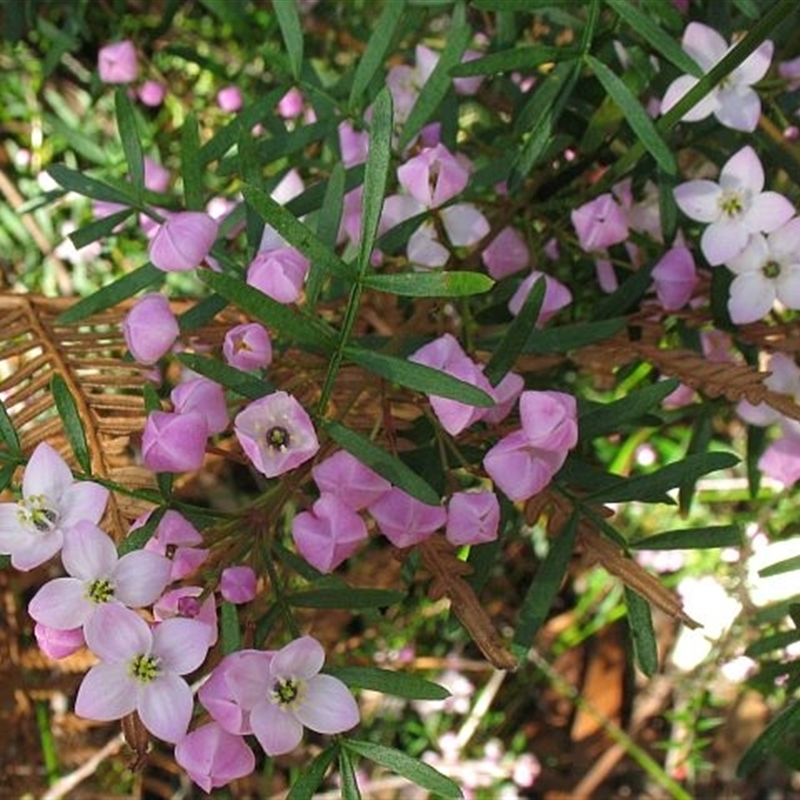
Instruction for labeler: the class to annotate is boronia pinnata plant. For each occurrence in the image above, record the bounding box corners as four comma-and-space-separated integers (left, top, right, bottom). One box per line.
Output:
3, 0, 800, 795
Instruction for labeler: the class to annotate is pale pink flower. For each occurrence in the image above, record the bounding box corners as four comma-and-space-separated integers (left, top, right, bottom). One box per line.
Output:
481, 227, 530, 279
482, 371, 524, 425
142, 410, 208, 473
138, 80, 166, 107
759, 431, 800, 488
0, 443, 108, 571
220, 566, 257, 604
28, 520, 172, 630
171, 377, 229, 436
278, 87, 305, 118
398, 145, 469, 208
408, 222, 450, 269
571, 194, 629, 252
661, 22, 773, 132
75, 603, 210, 743
34, 623, 85, 660
508, 271, 573, 325
217, 86, 243, 113
519, 391, 578, 451
234, 391, 319, 478
292, 493, 369, 572
223, 322, 273, 370
387, 45, 438, 125
312, 450, 391, 510
673, 145, 794, 266
149, 211, 218, 272
651, 245, 698, 310
137, 509, 208, 581
122, 293, 179, 365
98, 40, 138, 84
338, 121, 370, 168
369, 488, 446, 548
175, 722, 256, 793
247, 246, 309, 304
154, 586, 218, 646
439, 203, 490, 247
737, 352, 800, 429
446, 491, 500, 546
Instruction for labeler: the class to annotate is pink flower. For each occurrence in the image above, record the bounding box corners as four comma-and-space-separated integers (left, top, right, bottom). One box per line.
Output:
439, 203, 490, 247
142, 410, 208, 473
292, 493, 369, 572
220, 566, 257, 604
445, 491, 500, 546
143, 157, 171, 193
398, 145, 469, 208
519, 391, 578, 451
98, 40, 138, 84
138, 80, 166, 107
246, 247, 309, 304
138, 509, 208, 580
277, 87, 305, 118
759, 432, 800, 488
217, 86, 243, 113
171, 377, 229, 436
338, 121, 370, 168
75, 603, 210, 743
175, 722, 255, 793
661, 22, 773, 132
571, 194, 629, 252
223, 322, 273, 370
673, 146, 794, 266
34, 623, 85, 660
651, 245, 698, 310
0, 442, 109, 571
312, 450, 391, 510
482, 227, 530, 279
508, 271, 573, 324
149, 211, 218, 272
154, 586, 218, 646
482, 371, 524, 425
737, 352, 800, 429
387, 45, 438, 125
368, 488, 446, 548
122, 293, 179, 365
28, 520, 172, 630
234, 392, 319, 478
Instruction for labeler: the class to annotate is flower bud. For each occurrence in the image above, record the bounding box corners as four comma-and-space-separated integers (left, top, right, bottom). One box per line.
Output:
149, 211, 218, 272
122, 293, 179, 365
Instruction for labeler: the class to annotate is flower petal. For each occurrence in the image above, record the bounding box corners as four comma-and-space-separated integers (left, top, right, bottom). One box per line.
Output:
28, 577, 94, 629
61, 521, 117, 581
272, 636, 325, 680
22, 443, 73, 502
673, 180, 721, 223
701, 220, 749, 266
60, 481, 110, 528
114, 550, 172, 608
720, 146, 764, 194
715, 86, 761, 132
138, 673, 193, 743
295, 674, 360, 734
75, 662, 137, 721
251, 701, 304, 755
85, 603, 152, 662
746, 192, 795, 235
728, 272, 776, 324
682, 22, 727, 70
152, 617, 211, 675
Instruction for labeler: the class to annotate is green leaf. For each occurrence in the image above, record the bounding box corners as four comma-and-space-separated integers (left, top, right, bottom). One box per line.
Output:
591, 261, 656, 320
115, 89, 144, 194
307, 163, 346, 306
513, 512, 578, 655
585, 55, 675, 174
69, 208, 135, 250
357, 87, 393, 276
0, 464, 16, 494
579, 378, 679, 440
47, 164, 135, 206
273, 0, 304, 80
745, 629, 800, 659
220, 601, 241, 655
176, 352, 273, 400
288, 588, 405, 609
625, 588, 658, 677
631, 525, 741, 551
758, 554, 800, 579
344, 347, 494, 407
324, 421, 440, 506
201, 271, 334, 349
118, 506, 165, 556
0, 397, 21, 453
450, 44, 579, 76
738, 699, 800, 777
287, 746, 338, 800
339, 747, 363, 800
241, 183, 353, 281
399, 1, 471, 150
349, 0, 406, 106
361, 271, 493, 298
523, 317, 627, 354
326, 667, 450, 700
484, 274, 545, 386
56, 264, 164, 324
51, 374, 91, 474
585, 451, 740, 504
181, 113, 204, 210
343, 740, 461, 798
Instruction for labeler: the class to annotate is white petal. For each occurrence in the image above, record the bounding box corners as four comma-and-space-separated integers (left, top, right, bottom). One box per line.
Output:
715, 86, 761, 132
75, 662, 137, 721
138, 674, 193, 743
85, 603, 152, 661
728, 273, 776, 324
720, 146, 763, 194
59, 482, 109, 528
701, 221, 749, 266
734, 39, 773, 85
682, 22, 727, 70
746, 193, 795, 234
152, 617, 210, 675
272, 636, 325, 680
768, 218, 800, 261
661, 75, 718, 121
251, 701, 304, 755
295, 675, 360, 734
62, 522, 117, 580
776, 265, 800, 310
28, 577, 94, 629
22, 443, 73, 502
114, 550, 172, 607
440, 204, 490, 247
673, 181, 721, 223
10, 531, 63, 571
726, 234, 768, 275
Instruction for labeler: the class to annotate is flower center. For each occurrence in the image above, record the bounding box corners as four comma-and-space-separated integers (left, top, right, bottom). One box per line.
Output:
763, 260, 781, 279
177, 596, 201, 618
87, 578, 115, 604
17, 495, 60, 533
718, 189, 744, 218
266, 426, 290, 451
270, 677, 305, 709
233, 334, 251, 354
129, 653, 161, 684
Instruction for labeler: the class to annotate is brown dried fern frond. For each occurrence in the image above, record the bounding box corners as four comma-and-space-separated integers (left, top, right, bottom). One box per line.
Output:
0, 293, 156, 539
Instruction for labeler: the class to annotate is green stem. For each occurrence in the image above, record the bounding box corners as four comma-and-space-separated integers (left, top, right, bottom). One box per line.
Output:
35, 700, 60, 786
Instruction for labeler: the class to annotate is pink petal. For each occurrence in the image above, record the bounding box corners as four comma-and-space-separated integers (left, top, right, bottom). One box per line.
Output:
75, 662, 137, 721
715, 86, 761, 132
61, 521, 117, 580
22, 443, 73, 502
272, 636, 324, 680
734, 39, 773, 85
701, 220, 749, 266
175, 723, 256, 793
673, 180, 721, 223
7, 530, 64, 571
746, 192, 795, 234
138, 674, 193, 743
28, 577, 94, 629
251, 701, 304, 755
682, 22, 727, 71
728, 272, 776, 324
295, 674, 360, 734
768, 218, 800, 260
720, 146, 764, 194
152, 617, 211, 675
59, 481, 109, 528
776, 265, 800, 309
440, 204, 490, 247
661, 75, 717, 121
408, 223, 450, 268
222, 650, 275, 715
85, 603, 152, 661
114, 550, 173, 608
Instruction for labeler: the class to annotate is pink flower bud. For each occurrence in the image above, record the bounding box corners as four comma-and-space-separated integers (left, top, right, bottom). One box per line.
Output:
122, 293, 179, 364
138, 509, 208, 580
312, 450, 391, 510
175, 722, 256, 794
171, 377, 229, 435
220, 566, 257, 604
246, 247, 309, 304
154, 586, 218, 646
277, 87, 305, 118
446, 491, 500, 546
368, 488, 446, 549
34, 622, 85, 660
398, 145, 469, 208
571, 194, 629, 252
143, 157, 171, 193
519, 391, 578, 452
98, 40, 139, 84
223, 322, 273, 370
138, 80, 166, 107
338, 121, 370, 167
217, 86, 243, 113
149, 211, 218, 272
651, 245, 698, 311
481, 226, 530, 279
142, 410, 208, 473
292, 493, 369, 572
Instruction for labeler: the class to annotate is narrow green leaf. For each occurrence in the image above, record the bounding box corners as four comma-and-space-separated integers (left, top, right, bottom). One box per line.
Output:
450, 44, 579, 76
591, 261, 656, 320
273, 0, 304, 80
0, 464, 16, 494
220, 601, 241, 654
56, 264, 164, 324
325, 421, 440, 506
339, 748, 363, 800
579, 378, 679, 440
326, 667, 449, 700
523, 317, 627, 354
586, 55, 675, 174
513, 512, 578, 654
115, 89, 144, 194
181, 113, 204, 210
69, 208, 135, 250
484, 274, 546, 386
287, 746, 338, 800
51, 374, 91, 474
399, 2, 471, 149
201, 271, 334, 349
679, 407, 713, 513
362, 271, 493, 298
738, 700, 800, 777
0, 398, 21, 453
606, 0, 701, 76
745, 629, 800, 658
343, 740, 461, 798
176, 352, 273, 400
288, 588, 405, 609
625, 588, 658, 677
242, 183, 353, 281
758, 554, 800, 579
47, 164, 135, 205
357, 87, 393, 275
178, 294, 229, 333
307, 163, 346, 306
118, 506, 166, 556
349, 0, 406, 106
344, 347, 494, 407
631, 525, 741, 551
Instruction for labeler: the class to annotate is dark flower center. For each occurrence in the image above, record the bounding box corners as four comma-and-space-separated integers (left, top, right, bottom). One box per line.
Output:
88, 578, 115, 604
130, 654, 160, 683
271, 677, 300, 706
763, 260, 781, 279
266, 426, 290, 451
